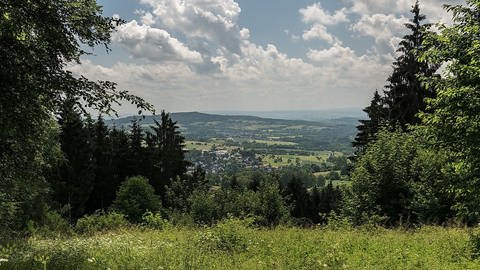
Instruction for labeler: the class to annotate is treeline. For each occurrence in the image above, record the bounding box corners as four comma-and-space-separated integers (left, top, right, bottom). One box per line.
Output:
46, 99, 192, 220
41, 98, 342, 228
348, 1, 480, 226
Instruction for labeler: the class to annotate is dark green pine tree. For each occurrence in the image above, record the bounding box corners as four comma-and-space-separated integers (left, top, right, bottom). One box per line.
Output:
110, 127, 131, 200
283, 176, 310, 219
51, 99, 95, 220
352, 90, 387, 153
128, 119, 145, 176
353, 1, 438, 152
150, 111, 189, 197
384, 1, 439, 129
309, 186, 322, 223
86, 115, 114, 212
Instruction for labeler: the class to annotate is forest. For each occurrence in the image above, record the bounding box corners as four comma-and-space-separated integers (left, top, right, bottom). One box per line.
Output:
2, 0, 480, 269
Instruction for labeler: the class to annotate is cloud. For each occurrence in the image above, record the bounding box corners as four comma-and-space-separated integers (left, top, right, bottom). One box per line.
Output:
138, 0, 245, 55
299, 3, 347, 44
351, 13, 409, 51
113, 20, 203, 63
300, 3, 349, 25
302, 24, 339, 44
75, 0, 466, 112
345, 0, 466, 23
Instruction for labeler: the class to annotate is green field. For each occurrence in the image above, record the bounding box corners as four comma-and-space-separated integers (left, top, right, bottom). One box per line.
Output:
261, 152, 343, 168
2, 226, 478, 269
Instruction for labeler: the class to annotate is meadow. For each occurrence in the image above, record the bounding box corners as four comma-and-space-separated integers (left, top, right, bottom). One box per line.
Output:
2, 223, 479, 270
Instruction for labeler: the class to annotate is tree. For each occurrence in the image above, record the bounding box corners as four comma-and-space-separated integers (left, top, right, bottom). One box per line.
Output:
384, 1, 439, 129
352, 91, 387, 153
347, 129, 418, 225
50, 98, 96, 220
112, 176, 161, 223
283, 176, 310, 219
0, 0, 151, 231
353, 2, 438, 152
149, 111, 189, 197
86, 115, 115, 212
419, 0, 480, 223
128, 120, 145, 177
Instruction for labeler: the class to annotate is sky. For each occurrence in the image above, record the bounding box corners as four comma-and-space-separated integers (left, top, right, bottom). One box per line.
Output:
70, 0, 465, 114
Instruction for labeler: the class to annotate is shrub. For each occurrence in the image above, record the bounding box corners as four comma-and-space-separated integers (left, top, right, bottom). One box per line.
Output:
27, 211, 73, 237
346, 129, 418, 225
141, 211, 170, 230
112, 176, 161, 222
75, 211, 128, 234
197, 217, 251, 252
189, 190, 219, 225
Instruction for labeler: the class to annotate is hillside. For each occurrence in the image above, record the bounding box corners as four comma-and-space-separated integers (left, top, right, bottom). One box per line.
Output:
106, 112, 358, 153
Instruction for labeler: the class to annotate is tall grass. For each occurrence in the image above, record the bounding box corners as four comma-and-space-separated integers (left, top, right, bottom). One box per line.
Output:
0, 224, 478, 269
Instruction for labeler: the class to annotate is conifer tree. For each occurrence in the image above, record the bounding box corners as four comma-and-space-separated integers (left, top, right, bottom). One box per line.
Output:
86, 115, 114, 212
353, 1, 438, 152
353, 91, 387, 153
51, 99, 95, 219
128, 120, 145, 176
384, 1, 438, 129
149, 111, 189, 196
284, 176, 309, 219
110, 128, 130, 201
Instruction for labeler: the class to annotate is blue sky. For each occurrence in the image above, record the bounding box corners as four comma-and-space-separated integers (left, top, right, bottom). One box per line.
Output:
72, 0, 464, 113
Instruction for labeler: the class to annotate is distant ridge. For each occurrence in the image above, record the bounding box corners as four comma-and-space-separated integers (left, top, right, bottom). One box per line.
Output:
105, 111, 343, 127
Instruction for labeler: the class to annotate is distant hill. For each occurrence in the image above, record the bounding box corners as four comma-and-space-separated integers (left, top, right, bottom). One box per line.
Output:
204, 108, 366, 122
106, 112, 358, 152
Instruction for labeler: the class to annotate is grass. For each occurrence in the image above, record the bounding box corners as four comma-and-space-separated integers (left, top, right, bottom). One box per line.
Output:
1, 226, 478, 269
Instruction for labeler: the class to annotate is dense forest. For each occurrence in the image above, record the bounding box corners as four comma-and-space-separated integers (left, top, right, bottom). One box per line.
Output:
2, 0, 480, 268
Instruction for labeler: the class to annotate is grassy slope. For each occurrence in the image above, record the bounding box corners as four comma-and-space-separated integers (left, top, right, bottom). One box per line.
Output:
2, 226, 478, 269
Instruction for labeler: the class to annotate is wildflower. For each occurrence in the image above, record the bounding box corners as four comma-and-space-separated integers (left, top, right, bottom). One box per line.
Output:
0, 258, 8, 262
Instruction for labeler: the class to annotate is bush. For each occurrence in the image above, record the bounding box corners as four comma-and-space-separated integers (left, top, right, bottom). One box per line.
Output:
346, 129, 418, 225
197, 217, 251, 252
141, 211, 170, 230
189, 190, 219, 225
27, 211, 73, 237
75, 211, 128, 234
112, 176, 161, 222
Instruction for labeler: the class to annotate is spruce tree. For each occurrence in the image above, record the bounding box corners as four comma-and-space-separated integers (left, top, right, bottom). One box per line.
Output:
353, 91, 387, 153
149, 111, 189, 197
51, 99, 95, 220
353, 1, 438, 152
110, 128, 131, 201
128, 120, 145, 176
86, 115, 114, 212
384, 1, 438, 129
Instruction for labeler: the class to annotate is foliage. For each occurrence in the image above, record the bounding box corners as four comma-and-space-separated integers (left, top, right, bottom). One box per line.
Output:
49, 98, 95, 220
347, 129, 419, 225
0, 226, 477, 269
111, 176, 161, 222
27, 211, 73, 238
419, 0, 480, 224
353, 2, 438, 152
75, 211, 128, 234
0, 0, 151, 233
0, 116, 60, 234
141, 211, 170, 230
197, 217, 251, 253
188, 190, 219, 225
255, 178, 288, 226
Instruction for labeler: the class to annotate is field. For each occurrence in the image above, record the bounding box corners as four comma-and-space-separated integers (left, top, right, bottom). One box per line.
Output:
2, 226, 478, 269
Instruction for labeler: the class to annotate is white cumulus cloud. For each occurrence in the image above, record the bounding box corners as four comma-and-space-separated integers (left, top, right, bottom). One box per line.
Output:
113, 20, 203, 63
